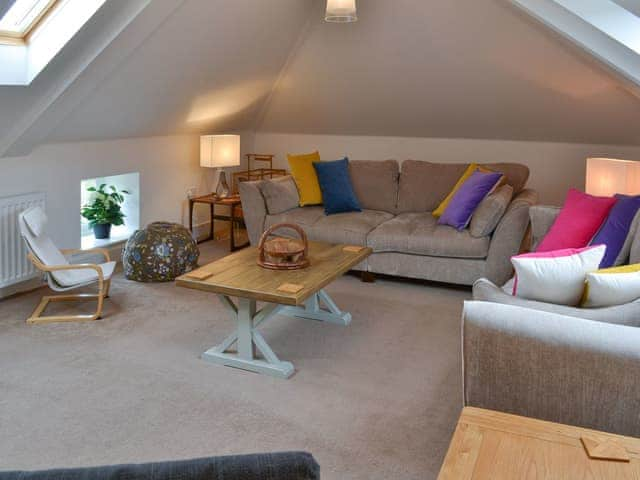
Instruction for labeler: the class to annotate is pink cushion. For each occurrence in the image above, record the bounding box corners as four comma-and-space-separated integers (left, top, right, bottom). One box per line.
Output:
536, 189, 616, 252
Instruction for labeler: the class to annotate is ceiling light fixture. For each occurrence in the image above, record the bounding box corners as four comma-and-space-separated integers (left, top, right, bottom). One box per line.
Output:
325, 0, 357, 23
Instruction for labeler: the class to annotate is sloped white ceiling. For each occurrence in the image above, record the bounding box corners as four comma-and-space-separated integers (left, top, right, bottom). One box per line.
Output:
257, 0, 640, 144
0, 0, 312, 156
2, 0, 640, 155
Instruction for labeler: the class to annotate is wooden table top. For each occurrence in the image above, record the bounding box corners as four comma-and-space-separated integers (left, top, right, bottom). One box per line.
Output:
175, 241, 371, 306
438, 407, 640, 479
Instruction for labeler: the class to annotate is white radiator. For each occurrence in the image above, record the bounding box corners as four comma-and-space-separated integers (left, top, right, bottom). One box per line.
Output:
0, 192, 46, 288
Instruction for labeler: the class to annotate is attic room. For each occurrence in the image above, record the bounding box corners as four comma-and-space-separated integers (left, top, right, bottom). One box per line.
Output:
2, 0, 640, 478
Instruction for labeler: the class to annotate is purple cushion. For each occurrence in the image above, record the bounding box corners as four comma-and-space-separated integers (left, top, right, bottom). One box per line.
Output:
590, 194, 640, 267
438, 170, 503, 230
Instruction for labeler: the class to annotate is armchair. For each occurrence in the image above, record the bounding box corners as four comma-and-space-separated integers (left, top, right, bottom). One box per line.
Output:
18, 207, 116, 324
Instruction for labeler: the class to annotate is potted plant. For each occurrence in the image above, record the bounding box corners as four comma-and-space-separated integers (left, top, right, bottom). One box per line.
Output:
81, 184, 130, 239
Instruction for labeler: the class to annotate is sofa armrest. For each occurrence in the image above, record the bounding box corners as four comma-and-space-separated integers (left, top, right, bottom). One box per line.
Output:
530, 204, 560, 249
484, 188, 538, 285
239, 180, 267, 246
463, 301, 640, 437
0, 452, 320, 480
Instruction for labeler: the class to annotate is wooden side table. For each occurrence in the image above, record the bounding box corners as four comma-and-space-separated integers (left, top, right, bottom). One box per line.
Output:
188, 194, 249, 251
438, 407, 640, 479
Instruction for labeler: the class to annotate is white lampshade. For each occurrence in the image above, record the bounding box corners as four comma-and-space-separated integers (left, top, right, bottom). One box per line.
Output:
586, 157, 640, 197
325, 0, 357, 22
200, 135, 240, 168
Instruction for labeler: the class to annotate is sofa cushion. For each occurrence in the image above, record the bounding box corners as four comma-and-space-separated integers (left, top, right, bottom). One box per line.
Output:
432, 163, 479, 218
438, 170, 504, 231
308, 210, 394, 245
482, 162, 529, 194
537, 189, 616, 252
349, 160, 399, 213
287, 151, 322, 206
265, 208, 393, 246
314, 157, 362, 215
397, 161, 467, 213
368, 212, 490, 258
590, 194, 640, 268
265, 206, 325, 230
397, 160, 529, 214
260, 176, 299, 214
470, 184, 513, 238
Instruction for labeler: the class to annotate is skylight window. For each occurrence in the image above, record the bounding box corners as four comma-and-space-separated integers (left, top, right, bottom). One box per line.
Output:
0, 0, 57, 43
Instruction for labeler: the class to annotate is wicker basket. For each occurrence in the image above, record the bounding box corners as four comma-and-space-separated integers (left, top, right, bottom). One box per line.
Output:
257, 223, 310, 270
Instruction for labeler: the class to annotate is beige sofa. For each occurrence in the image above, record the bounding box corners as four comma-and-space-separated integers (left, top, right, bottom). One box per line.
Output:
239, 160, 538, 286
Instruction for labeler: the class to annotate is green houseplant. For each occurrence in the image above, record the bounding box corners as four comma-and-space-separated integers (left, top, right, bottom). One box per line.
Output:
81, 184, 130, 239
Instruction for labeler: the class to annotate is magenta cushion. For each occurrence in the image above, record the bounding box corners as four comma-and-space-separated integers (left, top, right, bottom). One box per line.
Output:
537, 189, 616, 252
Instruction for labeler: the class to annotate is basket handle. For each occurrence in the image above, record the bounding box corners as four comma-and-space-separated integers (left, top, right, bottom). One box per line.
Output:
258, 223, 309, 263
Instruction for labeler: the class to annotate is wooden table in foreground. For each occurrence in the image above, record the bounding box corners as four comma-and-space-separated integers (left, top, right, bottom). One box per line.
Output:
438, 407, 640, 479
176, 241, 371, 378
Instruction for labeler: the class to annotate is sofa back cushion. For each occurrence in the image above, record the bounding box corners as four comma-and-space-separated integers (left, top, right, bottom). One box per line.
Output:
469, 184, 514, 238
259, 176, 300, 215
397, 161, 467, 213
397, 160, 529, 213
482, 163, 529, 194
349, 160, 399, 213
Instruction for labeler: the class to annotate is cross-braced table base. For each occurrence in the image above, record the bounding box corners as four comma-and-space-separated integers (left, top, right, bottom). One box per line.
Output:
201, 289, 351, 378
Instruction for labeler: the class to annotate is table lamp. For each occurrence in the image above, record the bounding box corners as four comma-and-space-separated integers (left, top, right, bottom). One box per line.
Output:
586, 157, 640, 197
200, 134, 240, 198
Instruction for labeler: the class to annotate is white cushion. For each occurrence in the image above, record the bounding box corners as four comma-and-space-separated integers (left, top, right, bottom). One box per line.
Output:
22, 207, 47, 237
52, 261, 116, 288
511, 245, 606, 306
582, 264, 640, 308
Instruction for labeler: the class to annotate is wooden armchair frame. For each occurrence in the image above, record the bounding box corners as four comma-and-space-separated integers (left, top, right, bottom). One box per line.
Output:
26, 247, 112, 324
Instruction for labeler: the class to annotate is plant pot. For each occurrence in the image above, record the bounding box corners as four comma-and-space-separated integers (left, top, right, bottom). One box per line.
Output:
93, 223, 112, 239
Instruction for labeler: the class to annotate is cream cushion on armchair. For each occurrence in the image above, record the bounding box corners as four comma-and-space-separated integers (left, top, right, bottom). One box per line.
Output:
472, 204, 640, 327
19, 207, 116, 288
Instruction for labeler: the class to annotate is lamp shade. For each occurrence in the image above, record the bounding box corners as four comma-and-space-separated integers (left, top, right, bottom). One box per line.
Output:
200, 135, 240, 168
325, 0, 357, 22
586, 157, 640, 197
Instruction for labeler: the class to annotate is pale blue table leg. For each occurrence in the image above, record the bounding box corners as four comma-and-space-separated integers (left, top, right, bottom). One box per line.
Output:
279, 289, 352, 325
201, 297, 294, 378
201, 289, 350, 378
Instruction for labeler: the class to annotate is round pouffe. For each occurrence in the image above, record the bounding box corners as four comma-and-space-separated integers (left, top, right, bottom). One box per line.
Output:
122, 222, 199, 282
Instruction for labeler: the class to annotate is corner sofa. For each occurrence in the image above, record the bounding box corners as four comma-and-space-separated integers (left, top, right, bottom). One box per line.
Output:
239, 160, 537, 286
465, 205, 640, 437
462, 301, 640, 437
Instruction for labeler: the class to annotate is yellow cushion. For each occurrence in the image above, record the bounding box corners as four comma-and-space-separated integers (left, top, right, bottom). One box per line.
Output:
432, 163, 478, 217
287, 151, 322, 206
581, 263, 640, 307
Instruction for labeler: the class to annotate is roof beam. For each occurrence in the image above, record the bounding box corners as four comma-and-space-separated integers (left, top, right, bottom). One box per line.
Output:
511, 0, 640, 99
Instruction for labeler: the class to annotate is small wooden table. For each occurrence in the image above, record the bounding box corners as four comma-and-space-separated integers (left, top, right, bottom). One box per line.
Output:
438, 407, 640, 479
176, 241, 371, 378
188, 194, 248, 251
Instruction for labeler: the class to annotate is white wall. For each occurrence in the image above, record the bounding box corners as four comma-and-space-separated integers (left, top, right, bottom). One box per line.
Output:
0, 132, 255, 249
254, 132, 640, 204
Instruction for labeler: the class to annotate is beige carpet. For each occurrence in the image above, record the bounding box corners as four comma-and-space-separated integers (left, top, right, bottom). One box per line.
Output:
0, 241, 469, 479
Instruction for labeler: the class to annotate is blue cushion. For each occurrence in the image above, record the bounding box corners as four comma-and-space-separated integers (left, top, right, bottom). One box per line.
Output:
313, 157, 362, 215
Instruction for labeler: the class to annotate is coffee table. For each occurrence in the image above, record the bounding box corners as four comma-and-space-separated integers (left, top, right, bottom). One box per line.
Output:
175, 241, 371, 378
439, 407, 640, 479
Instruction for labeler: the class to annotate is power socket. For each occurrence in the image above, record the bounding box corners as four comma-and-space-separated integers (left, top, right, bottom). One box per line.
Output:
187, 186, 197, 198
